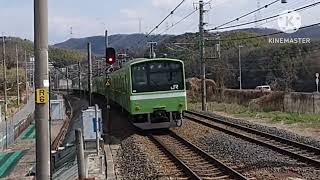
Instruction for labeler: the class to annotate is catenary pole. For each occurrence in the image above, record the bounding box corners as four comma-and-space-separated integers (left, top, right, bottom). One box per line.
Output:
75, 129, 86, 179
16, 44, 20, 106
105, 30, 108, 47
88, 43, 92, 106
66, 67, 69, 94
25, 50, 28, 103
238, 45, 243, 90
95, 104, 100, 155
78, 62, 81, 97
2, 35, 8, 149
199, 0, 207, 111
34, 0, 50, 178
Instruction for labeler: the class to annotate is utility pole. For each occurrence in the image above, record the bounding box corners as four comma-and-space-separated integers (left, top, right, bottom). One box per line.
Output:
78, 62, 81, 97
32, 55, 35, 89
97, 60, 100, 76
88, 43, 92, 106
105, 30, 108, 48
2, 35, 8, 149
139, 18, 142, 33
66, 67, 69, 94
25, 50, 28, 104
34, 0, 50, 178
75, 129, 86, 179
16, 44, 20, 106
238, 45, 243, 90
199, 0, 207, 111
95, 104, 100, 156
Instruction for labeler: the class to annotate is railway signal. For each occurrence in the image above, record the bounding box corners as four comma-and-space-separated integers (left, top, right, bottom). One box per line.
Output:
106, 47, 116, 65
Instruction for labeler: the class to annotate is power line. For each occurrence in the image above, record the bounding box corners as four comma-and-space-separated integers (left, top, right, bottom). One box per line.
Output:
256, 0, 308, 27
256, 0, 305, 21
138, 0, 214, 48
159, 0, 214, 35
212, 0, 281, 30
159, 9, 198, 35
208, 22, 320, 42
208, 1, 320, 31
146, 0, 186, 37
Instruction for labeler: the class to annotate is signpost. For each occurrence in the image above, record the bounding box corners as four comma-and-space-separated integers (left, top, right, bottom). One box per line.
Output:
316, 73, 319, 93
36, 88, 49, 104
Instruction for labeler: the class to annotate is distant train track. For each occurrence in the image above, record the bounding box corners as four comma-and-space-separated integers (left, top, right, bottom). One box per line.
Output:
184, 110, 320, 168
149, 131, 248, 179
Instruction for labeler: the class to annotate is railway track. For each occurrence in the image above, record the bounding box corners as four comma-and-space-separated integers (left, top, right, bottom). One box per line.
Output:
184, 110, 320, 168
149, 131, 249, 180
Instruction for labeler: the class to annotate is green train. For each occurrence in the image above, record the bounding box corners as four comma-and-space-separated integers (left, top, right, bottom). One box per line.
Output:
93, 58, 187, 130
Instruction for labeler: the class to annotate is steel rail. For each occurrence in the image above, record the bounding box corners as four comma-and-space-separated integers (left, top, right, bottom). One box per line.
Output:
184, 111, 320, 167
149, 135, 201, 180
150, 131, 248, 179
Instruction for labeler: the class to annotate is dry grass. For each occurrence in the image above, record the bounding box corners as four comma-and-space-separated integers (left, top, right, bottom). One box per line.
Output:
188, 101, 320, 125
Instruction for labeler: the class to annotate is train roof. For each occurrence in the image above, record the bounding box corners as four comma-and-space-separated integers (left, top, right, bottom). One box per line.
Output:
122, 58, 183, 67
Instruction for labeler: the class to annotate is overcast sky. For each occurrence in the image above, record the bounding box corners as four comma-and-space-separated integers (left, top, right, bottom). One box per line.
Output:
1, 0, 319, 44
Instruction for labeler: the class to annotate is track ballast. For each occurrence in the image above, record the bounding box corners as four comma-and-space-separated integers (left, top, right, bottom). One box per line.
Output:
184, 110, 320, 168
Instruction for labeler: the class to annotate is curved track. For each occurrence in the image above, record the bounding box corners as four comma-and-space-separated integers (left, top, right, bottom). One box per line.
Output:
149, 131, 248, 180
184, 110, 320, 168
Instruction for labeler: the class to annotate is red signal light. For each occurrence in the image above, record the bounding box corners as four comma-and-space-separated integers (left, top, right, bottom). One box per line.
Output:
106, 47, 116, 65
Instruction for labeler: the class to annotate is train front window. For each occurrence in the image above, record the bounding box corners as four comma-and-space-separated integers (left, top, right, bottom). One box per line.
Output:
132, 61, 184, 93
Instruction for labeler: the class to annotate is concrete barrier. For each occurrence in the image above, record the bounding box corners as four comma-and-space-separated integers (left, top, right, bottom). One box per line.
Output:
284, 93, 320, 114
190, 88, 320, 114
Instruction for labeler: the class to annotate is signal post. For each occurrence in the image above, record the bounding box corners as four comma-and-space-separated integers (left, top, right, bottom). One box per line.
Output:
105, 47, 116, 134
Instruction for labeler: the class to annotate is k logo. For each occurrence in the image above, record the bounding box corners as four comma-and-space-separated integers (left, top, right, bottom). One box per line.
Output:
278, 10, 302, 34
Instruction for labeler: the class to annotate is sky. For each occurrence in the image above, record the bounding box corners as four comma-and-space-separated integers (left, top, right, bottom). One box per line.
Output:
1, 0, 319, 44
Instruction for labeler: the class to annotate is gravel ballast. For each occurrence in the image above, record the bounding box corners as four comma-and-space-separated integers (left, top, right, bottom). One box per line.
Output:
115, 135, 161, 179
174, 120, 320, 179
201, 111, 320, 149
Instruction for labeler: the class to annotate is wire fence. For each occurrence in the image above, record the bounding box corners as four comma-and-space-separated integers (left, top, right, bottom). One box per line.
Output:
0, 118, 15, 150
0, 95, 34, 150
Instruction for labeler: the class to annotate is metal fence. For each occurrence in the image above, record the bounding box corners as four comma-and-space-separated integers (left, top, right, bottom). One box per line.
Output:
0, 118, 15, 150
0, 95, 35, 150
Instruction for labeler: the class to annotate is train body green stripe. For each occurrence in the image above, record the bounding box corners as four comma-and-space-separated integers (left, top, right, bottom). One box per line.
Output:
130, 92, 186, 100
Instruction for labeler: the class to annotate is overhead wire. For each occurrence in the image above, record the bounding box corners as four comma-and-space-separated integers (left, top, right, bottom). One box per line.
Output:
159, 9, 198, 35
150, 0, 215, 41
212, 0, 281, 30
207, 1, 320, 31
151, 0, 214, 36
146, 0, 186, 37
137, 0, 214, 49
255, 0, 308, 26
208, 22, 320, 42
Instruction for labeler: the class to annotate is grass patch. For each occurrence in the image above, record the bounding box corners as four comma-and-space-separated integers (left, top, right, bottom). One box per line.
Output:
188, 101, 320, 124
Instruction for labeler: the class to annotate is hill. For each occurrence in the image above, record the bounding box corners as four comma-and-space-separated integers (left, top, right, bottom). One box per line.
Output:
52, 27, 320, 92
54, 34, 172, 57
231, 26, 320, 40
155, 29, 320, 92
0, 37, 87, 68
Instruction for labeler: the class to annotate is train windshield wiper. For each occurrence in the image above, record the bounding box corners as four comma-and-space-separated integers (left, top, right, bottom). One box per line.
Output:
150, 78, 161, 89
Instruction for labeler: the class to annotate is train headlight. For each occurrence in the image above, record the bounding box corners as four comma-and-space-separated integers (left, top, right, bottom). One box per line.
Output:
135, 106, 141, 111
